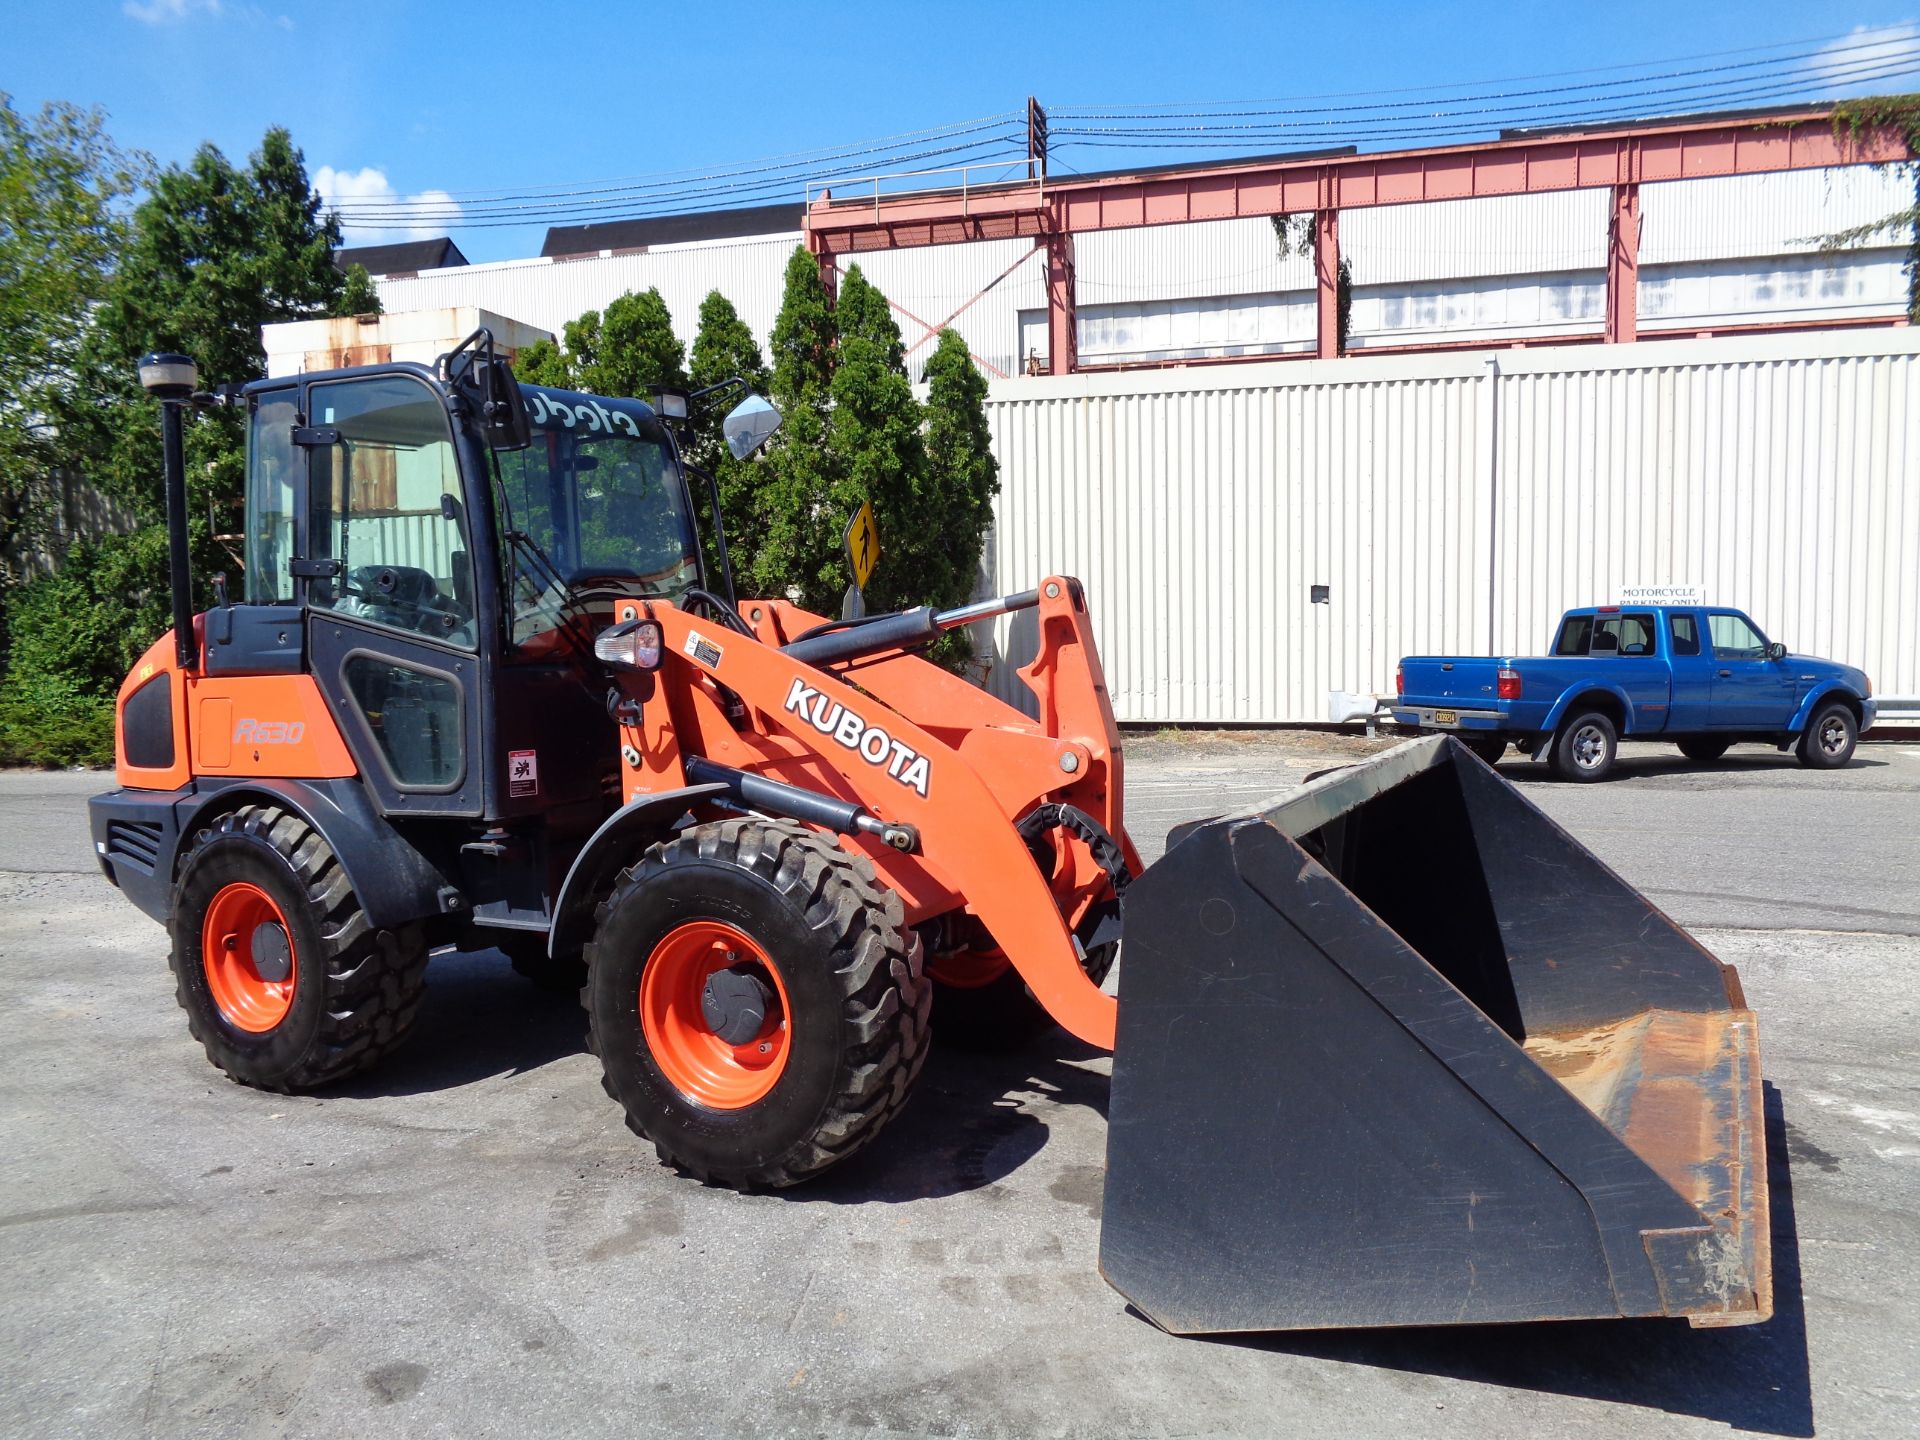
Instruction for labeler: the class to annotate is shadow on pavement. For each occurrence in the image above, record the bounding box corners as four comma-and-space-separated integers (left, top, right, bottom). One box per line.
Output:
329, 948, 587, 1099
806, 1032, 1112, 1205
1200, 1082, 1812, 1437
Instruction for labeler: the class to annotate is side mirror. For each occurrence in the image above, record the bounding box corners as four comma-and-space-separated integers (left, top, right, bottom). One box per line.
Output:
722, 393, 783, 460
1767, 640, 1787, 662
446, 330, 532, 452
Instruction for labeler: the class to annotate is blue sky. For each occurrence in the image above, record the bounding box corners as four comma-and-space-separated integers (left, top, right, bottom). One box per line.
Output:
5, 1, 1916, 262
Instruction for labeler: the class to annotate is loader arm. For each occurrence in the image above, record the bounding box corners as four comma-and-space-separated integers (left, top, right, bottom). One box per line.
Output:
627, 598, 1120, 1049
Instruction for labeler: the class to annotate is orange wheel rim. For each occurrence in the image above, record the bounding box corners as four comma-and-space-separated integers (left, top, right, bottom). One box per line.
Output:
201, 881, 297, 1032
639, 920, 790, 1109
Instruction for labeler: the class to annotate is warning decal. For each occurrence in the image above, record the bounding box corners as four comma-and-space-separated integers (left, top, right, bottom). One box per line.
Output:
509, 749, 539, 797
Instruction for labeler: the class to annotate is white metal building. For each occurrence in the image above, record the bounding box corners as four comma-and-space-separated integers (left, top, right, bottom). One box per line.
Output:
976, 328, 1919, 723
365, 166, 1912, 381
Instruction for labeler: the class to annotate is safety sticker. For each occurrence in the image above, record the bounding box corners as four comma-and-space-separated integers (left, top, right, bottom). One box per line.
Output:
684, 631, 724, 668
509, 749, 539, 797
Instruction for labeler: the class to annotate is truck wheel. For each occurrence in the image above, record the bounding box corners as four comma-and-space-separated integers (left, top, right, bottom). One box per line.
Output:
585, 819, 929, 1190
1797, 702, 1857, 769
169, 804, 429, 1091
1677, 737, 1731, 762
925, 915, 1117, 1052
1460, 735, 1507, 766
1551, 711, 1617, 782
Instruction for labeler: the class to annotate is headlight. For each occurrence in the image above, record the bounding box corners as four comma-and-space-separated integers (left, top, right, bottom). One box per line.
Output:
594, 619, 663, 670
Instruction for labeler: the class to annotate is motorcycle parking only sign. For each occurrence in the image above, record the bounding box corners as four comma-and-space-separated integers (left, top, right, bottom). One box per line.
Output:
509, 750, 539, 797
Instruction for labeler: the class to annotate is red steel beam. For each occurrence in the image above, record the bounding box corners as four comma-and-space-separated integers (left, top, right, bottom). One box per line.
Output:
805, 111, 1909, 256
1606, 182, 1642, 343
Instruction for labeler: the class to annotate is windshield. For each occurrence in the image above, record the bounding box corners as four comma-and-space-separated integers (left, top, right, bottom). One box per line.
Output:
491, 386, 702, 645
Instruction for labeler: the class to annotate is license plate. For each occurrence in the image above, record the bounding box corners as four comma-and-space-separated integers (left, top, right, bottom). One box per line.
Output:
1433, 710, 1457, 725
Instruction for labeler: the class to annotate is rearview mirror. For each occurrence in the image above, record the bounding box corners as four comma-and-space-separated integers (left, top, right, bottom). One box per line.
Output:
445, 331, 532, 452
722, 393, 783, 460
1767, 640, 1787, 662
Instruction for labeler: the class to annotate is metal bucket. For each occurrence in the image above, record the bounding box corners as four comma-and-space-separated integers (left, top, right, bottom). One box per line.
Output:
1101, 735, 1770, 1335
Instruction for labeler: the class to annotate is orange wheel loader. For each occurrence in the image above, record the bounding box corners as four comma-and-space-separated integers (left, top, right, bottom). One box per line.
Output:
90, 335, 1771, 1333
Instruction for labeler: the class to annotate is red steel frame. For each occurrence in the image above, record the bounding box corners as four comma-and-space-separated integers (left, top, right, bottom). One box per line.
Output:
805, 110, 1911, 370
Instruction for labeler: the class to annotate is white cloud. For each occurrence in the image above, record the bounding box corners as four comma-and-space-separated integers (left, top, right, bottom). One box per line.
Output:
315, 165, 462, 245
1810, 22, 1920, 92
124, 0, 224, 22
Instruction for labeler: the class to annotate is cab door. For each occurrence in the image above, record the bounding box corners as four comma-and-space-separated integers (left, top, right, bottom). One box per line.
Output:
298, 371, 487, 817
1707, 610, 1796, 730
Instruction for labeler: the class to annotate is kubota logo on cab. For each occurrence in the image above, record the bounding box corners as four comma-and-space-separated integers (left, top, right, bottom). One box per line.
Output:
783, 678, 930, 797
234, 719, 305, 744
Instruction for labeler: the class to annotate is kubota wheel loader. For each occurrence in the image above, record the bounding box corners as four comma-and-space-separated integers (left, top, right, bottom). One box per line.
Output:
90, 334, 1772, 1333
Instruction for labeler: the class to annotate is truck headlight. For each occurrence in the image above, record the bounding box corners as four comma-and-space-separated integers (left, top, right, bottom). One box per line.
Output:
595, 619, 663, 670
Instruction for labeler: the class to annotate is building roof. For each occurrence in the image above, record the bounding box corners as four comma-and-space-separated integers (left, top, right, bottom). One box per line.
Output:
541, 202, 806, 258
333, 238, 470, 276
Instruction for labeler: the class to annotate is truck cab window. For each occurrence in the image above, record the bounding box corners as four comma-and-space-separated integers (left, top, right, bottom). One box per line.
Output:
1708, 612, 1767, 660
1670, 613, 1701, 656
304, 375, 476, 648
1554, 616, 1593, 656
1594, 613, 1657, 656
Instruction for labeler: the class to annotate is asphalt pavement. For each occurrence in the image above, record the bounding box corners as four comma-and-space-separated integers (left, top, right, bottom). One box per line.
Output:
2, 733, 1917, 1439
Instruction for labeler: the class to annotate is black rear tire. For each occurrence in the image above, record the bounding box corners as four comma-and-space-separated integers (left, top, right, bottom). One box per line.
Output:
1550, 711, 1617, 782
1677, 737, 1731, 763
585, 819, 929, 1190
1460, 735, 1507, 766
1797, 702, 1858, 769
169, 804, 428, 1091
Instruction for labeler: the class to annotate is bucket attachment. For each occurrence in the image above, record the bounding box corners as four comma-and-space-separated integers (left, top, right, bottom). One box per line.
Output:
1100, 736, 1770, 1335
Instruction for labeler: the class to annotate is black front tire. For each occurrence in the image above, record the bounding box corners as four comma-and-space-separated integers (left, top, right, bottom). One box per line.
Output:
1798, 702, 1858, 769
1550, 711, 1617, 782
585, 819, 929, 1190
1677, 737, 1731, 763
169, 804, 428, 1091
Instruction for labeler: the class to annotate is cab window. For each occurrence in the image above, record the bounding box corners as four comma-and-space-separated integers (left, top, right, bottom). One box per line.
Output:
1708, 612, 1767, 660
1670, 613, 1701, 656
1554, 615, 1593, 656
244, 389, 300, 601
1593, 612, 1658, 657
304, 375, 476, 648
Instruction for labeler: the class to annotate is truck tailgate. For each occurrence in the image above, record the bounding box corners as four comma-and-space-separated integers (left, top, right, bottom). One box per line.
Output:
1398, 656, 1503, 707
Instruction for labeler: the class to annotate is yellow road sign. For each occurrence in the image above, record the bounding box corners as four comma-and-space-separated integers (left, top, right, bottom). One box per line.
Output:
843, 501, 881, 592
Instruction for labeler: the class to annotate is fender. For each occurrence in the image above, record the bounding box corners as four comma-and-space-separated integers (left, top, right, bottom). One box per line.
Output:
547, 783, 731, 959
1788, 681, 1862, 734
1542, 683, 1638, 734
178, 776, 457, 929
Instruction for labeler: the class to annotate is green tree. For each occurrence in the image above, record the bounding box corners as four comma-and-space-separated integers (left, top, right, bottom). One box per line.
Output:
828, 265, 925, 614
686, 290, 770, 589
511, 336, 570, 387
1824, 96, 1920, 321
0, 96, 147, 582
335, 261, 382, 317
752, 248, 842, 606
583, 287, 685, 398
919, 328, 1001, 622
834, 263, 906, 374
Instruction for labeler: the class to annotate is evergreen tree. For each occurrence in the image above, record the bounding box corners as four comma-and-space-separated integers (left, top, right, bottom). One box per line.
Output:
560, 308, 603, 387
834, 263, 906, 374
510, 336, 570, 387
827, 266, 924, 613
754, 248, 841, 606
687, 290, 770, 590
583, 287, 685, 399
920, 328, 1000, 620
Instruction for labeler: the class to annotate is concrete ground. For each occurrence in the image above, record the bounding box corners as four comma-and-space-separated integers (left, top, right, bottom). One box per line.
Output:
2, 734, 1917, 1439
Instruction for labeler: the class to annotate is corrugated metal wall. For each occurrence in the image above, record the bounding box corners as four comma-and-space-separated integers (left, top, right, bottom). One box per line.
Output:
978, 329, 1920, 722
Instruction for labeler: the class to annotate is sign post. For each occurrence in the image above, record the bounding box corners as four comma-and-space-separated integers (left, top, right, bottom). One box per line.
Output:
842, 501, 880, 620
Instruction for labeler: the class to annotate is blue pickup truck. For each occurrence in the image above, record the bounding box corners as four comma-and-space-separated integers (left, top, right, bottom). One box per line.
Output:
1393, 605, 1877, 781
